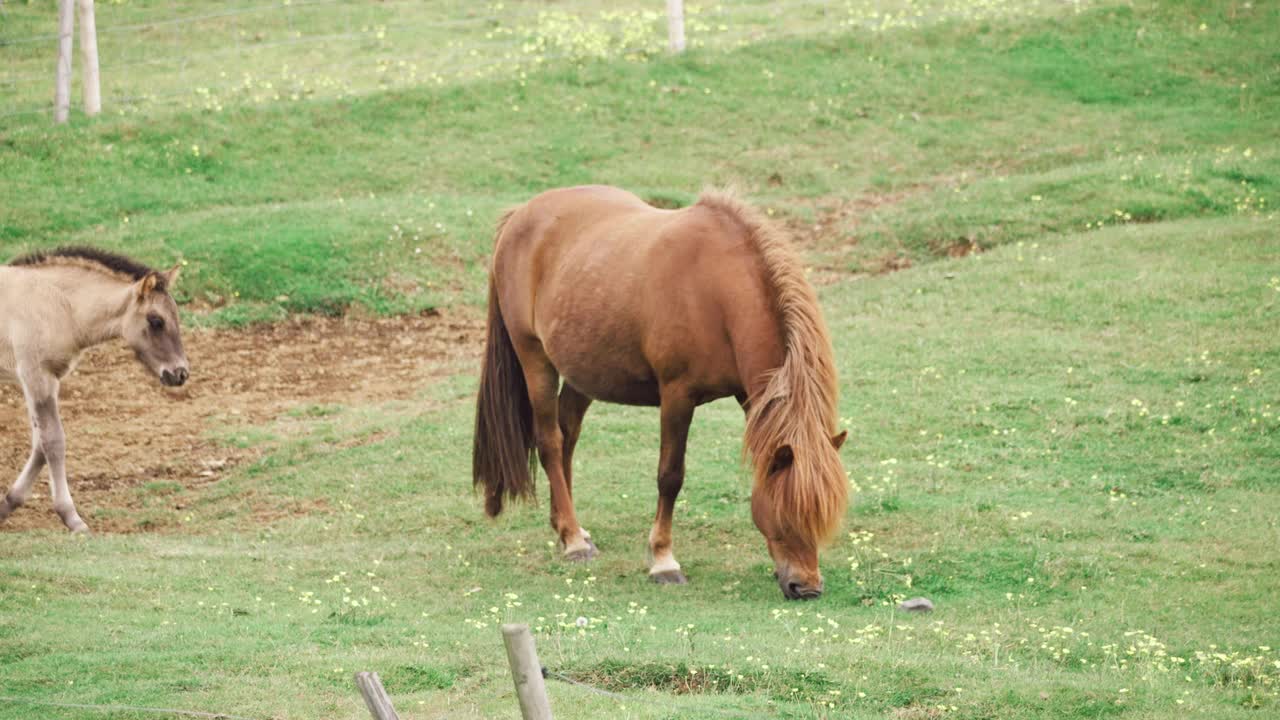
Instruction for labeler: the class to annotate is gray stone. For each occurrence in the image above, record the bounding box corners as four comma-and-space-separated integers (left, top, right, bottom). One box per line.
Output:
898, 597, 935, 613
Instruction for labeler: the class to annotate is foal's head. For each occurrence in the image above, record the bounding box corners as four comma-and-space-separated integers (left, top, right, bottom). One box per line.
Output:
750, 430, 847, 600
122, 267, 189, 387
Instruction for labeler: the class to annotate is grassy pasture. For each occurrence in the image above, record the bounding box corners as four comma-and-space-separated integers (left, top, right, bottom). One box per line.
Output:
2, 0, 1279, 718
2, 0, 1276, 320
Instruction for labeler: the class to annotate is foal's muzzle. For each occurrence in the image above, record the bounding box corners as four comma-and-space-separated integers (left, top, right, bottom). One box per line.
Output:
161, 367, 189, 387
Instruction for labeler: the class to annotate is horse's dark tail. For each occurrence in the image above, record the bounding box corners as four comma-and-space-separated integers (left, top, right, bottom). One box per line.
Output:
473, 213, 536, 517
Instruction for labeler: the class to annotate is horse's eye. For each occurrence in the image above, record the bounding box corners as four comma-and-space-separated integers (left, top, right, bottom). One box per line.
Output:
147, 314, 165, 331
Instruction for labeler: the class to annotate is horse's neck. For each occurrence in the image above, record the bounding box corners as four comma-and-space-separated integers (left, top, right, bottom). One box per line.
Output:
730, 308, 788, 402
46, 270, 133, 350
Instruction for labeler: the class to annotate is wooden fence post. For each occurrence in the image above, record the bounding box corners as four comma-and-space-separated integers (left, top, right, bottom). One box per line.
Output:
502, 624, 552, 720
354, 671, 401, 720
54, 0, 75, 123
77, 0, 100, 116
666, 0, 686, 53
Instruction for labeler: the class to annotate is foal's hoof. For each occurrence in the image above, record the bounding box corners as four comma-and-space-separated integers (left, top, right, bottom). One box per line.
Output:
70, 523, 91, 535
650, 569, 688, 585
563, 538, 599, 562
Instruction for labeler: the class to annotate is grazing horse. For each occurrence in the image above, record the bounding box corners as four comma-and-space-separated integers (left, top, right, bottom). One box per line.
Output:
0, 247, 189, 532
473, 186, 848, 599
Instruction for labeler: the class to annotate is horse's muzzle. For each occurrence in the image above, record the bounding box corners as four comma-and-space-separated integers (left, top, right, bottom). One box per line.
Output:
780, 578, 824, 601
161, 367, 189, 387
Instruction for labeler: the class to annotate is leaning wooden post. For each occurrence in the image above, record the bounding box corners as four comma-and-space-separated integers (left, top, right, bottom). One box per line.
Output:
354, 671, 401, 720
666, 0, 686, 53
77, 0, 100, 116
502, 624, 552, 720
54, 0, 75, 123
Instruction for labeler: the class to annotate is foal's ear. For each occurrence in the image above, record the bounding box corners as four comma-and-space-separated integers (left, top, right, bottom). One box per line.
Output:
831, 430, 848, 451
161, 263, 182, 290
769, 445, 795, 476
136, 272, 159, 299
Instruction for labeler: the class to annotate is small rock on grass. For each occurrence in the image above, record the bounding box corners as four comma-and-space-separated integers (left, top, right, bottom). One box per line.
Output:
898, 597, 935, 613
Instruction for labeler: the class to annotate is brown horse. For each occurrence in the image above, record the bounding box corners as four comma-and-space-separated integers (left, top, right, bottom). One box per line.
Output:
473, 186, 847, 599
0, 247, 188, 532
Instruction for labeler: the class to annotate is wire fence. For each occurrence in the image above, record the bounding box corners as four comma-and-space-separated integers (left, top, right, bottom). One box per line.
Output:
0, 659, 786, 720
1, 0, 1081, 124
0, 695, 260, 720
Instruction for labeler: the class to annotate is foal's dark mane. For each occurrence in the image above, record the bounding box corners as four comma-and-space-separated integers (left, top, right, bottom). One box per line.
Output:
9, 246, 163, 288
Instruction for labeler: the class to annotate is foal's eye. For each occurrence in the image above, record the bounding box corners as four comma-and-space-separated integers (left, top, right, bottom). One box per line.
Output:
147, 314, 165, 331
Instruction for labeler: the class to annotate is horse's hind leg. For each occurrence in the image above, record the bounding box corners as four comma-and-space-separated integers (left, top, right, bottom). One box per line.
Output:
520, 354, 595, 561
0, 429, 45, 523
648, 389, 694, 585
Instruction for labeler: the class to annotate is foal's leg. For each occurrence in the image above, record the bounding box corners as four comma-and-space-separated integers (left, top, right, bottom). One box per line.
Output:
0, 428, 45, 523
520, 356, 595, 561
23, 373, 89, 533
648, 389, 694, 584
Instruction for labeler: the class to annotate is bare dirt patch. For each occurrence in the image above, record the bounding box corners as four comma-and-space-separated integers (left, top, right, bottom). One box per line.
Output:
784, 187, 929, 284
0, 309, 483, 533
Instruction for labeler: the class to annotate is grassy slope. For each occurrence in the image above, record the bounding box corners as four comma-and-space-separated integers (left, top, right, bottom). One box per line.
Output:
1, 1, 1276, 322
1, 0, 1279, 718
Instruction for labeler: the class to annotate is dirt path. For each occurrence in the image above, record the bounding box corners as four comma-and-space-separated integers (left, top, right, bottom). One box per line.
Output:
783, 187, 932, 283
0, 310, 484, 533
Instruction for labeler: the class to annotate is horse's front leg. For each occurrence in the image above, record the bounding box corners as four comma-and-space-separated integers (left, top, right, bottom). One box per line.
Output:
0, 427, 45, 523
523, 360, 595, 561
648, 389, 694, 584
26, 377, 89, 533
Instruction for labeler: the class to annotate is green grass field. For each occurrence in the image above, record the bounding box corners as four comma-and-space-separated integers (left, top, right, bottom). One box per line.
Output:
1, 0, 1278, 718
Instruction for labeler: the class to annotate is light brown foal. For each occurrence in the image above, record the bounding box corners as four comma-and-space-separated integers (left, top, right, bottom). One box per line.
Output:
1, 247, 188, 532
474, 186, 847, 599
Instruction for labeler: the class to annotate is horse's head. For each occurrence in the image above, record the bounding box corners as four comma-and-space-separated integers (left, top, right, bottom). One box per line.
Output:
123, 265, 189, 387
751, 430, 847, 600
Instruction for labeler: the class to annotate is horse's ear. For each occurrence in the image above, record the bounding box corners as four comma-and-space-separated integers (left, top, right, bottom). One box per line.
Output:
769, 445, 794, 476
161, 264, 181, 290
831, 430, 848, 450
136, 272, 159, 299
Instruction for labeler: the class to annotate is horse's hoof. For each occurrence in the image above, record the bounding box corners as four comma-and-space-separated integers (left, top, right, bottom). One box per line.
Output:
70, 524, 91, 536
0, 495, 21, 522
563, 538, 598, 562
650, 569, 688, 585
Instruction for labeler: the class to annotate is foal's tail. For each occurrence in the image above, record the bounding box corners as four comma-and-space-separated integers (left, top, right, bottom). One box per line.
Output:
473, 213, 536, 517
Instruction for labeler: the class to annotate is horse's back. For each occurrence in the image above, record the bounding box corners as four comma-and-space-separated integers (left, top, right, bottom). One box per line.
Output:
493, 186, 782, 405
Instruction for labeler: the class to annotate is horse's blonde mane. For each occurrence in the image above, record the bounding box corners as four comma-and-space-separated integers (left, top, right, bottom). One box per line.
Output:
695, 189, 847, 549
